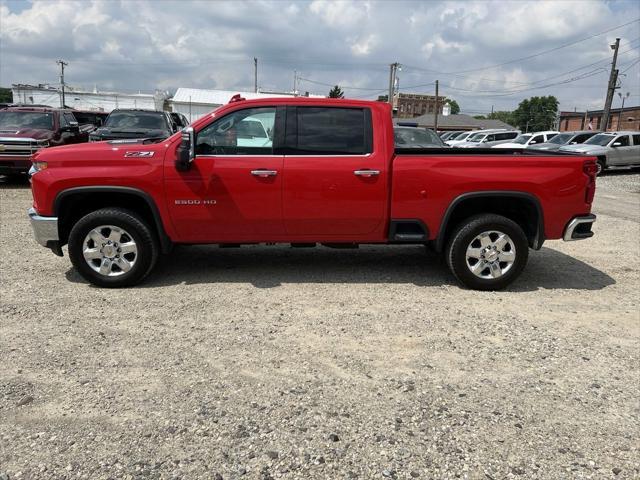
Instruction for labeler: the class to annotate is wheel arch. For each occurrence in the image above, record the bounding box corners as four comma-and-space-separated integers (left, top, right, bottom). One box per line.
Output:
434, 191, 544, 253
54, 186, 172, 253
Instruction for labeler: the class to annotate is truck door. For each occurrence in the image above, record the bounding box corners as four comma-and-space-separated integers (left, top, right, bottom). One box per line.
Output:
282, 106, 386, 237
164, 106, 285, 242
609, 134, 634, 166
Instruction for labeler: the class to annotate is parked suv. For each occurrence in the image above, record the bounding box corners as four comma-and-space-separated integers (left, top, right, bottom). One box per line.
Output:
527, 131, 597, 152
559, 131, 640, 174
493, 131, 559, 149
0, 106, 89, 176
89, 109, 176, 142
458, 130, 520, 148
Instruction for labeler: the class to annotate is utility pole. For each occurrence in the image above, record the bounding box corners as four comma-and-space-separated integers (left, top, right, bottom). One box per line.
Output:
388, 62, 400, 112
253, 57, 258, 93
601, 38, 620, 132
293, 70, 297, 95
434, 80, 439, 132
56, 59, 68, 108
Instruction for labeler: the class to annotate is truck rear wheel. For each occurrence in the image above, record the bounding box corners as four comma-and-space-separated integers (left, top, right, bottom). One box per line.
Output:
68, 208, 159, 288
446, 214, 528, 291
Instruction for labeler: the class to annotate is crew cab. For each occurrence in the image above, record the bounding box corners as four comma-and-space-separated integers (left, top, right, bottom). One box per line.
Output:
28, 97, 598, 290
0, 106, 89, 176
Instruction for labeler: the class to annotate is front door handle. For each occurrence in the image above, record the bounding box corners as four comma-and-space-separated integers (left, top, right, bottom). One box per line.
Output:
354, 169, 380, 177
251, 169, 278, 177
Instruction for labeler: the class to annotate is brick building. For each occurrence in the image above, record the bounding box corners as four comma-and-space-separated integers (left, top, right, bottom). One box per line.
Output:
559, 105, 640, 132
377, 92, 447, 118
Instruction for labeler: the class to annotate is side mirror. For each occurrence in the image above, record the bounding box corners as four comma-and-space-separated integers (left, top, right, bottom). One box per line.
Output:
175, 127, 195, 171
612, 142, 622, 147
63, 121, 80, 133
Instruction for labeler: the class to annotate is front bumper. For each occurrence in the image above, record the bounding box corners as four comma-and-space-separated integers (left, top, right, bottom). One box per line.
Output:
0, 158, 32, 175
28, 208, 62, 254
563, 214, 596, 241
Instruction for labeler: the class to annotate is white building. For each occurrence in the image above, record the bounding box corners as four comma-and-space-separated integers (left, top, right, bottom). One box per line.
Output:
169, 88, 324, 122
11, 84, 167, 112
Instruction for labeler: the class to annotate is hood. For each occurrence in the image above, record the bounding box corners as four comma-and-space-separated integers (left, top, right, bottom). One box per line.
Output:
492, 142, 525, 149
527, 142, 560, 151
559, 144, 608, 154
0, 127, 53, 141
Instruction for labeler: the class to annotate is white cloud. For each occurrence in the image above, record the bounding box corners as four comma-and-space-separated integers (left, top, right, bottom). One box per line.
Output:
0, 0, 638, 112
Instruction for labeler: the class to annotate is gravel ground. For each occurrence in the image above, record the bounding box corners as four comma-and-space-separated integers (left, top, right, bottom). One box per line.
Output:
1, 172, 638, 480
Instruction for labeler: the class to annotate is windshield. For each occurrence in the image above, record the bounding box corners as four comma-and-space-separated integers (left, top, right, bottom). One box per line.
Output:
0, 111, 54, 130
105, 112, 167, 130
512, 134, 532, 145
584, 134, 615, 146
394, 128, 443, 147
468, 133, 486, 143
466, 132, 486, 142
548, 133, 572, 145
452, 132, 471, 141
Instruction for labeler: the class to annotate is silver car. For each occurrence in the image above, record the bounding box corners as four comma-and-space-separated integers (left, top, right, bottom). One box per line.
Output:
527, 130, 597, 152
559, 131, 640, 174
458, 130, 520, 148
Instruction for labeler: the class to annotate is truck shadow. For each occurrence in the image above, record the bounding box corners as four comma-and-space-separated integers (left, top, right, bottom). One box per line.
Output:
65, 244, 615, 291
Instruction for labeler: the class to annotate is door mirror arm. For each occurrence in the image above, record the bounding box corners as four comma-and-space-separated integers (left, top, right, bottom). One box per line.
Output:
176, 127, 195, 171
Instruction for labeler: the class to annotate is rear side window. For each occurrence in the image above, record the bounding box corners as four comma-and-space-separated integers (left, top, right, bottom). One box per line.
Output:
294, 107, 372, 155
633, 134, 640, 146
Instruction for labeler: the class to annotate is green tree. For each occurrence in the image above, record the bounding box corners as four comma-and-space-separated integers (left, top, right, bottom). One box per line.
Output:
512, 96, 558, 132
328, 85, 344, 98
0, 87, 12, 103
447, 99, 460, 114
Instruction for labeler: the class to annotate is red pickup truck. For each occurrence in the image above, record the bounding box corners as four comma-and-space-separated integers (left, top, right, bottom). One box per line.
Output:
28, 97, 597, 290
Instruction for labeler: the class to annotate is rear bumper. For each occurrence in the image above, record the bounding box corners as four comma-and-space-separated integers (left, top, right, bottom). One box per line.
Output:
28, 208, 61, 254
563, 214, 596, 241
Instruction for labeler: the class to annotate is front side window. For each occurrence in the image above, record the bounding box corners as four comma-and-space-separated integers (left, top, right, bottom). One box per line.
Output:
294, 107, 371, 155
614, 135, 630, 147
633, 134, 640, 145
573, 133, 594, 144
196, 107, 275, 155
531, 135, 545, 144
64, 112, 77, 125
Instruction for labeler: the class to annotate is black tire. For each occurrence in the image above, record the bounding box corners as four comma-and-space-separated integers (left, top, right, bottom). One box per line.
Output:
68, 208, 159, 288
596, 157, 607, 176
446, 214, 529, 291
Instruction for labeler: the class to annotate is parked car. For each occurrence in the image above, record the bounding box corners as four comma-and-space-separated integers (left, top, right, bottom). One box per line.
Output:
527, 131, 597, 152
0, 106, 89, 176
170, 112, 190, 129
446, 130, 482, 146
89, 109, 176, 142
394, 126, 446, 148
559, 131, 640, 174
71, 110, 109, 130
457, 130, 520, 148
439, 130, 462, 141
492, 131, 559, 149
28, 97, 598, 291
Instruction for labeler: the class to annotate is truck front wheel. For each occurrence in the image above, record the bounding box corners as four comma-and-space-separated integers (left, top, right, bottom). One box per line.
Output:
446, 214, 528, 291
68, 208, 159, 288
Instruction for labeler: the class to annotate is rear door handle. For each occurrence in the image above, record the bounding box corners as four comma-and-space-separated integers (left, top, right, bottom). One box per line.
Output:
251, 169, 278, 177
354, 169, 380, 177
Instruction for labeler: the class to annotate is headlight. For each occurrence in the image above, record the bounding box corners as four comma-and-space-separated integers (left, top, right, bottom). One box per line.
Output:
30, 161, 48, 174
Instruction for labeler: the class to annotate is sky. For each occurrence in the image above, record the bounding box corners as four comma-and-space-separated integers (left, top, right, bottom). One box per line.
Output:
0, 0, 639, 115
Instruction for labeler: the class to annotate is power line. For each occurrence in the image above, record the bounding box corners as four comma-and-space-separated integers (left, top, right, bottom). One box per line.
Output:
445, 18, 640, 74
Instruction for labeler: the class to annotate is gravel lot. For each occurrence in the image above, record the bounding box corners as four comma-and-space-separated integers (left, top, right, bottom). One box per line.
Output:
1, 171, 638, 480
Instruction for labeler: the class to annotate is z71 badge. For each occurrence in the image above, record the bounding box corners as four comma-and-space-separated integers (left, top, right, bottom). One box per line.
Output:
124, 151, 155, 157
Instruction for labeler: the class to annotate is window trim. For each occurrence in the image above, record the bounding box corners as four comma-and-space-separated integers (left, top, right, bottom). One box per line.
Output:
282, 105, 374, 156
194, 105, 285, 157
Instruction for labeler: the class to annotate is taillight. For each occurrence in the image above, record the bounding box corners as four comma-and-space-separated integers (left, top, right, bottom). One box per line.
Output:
583, 161, 597, 204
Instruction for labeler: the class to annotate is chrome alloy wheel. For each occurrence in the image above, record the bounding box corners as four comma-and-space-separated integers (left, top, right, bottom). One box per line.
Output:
82, 225, 138, 277
465, 230, 516, 279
